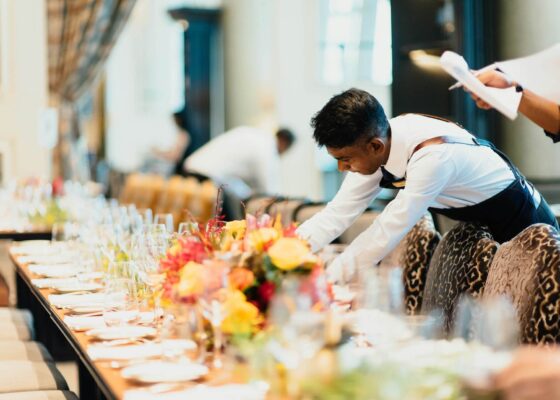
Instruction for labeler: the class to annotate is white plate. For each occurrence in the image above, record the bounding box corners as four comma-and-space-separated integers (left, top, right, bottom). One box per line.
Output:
121, 361, 208, 383
86, 326, 156, 341
52, 282, 103, 293
29, 264, 82, 278
32, 278, 77, 289
67, 305, 105, 314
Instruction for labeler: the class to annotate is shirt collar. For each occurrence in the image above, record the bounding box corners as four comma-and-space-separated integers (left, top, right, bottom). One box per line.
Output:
381, 117, 409, 179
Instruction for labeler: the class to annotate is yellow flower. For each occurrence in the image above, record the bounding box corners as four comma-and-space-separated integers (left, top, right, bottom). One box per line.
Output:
225, 220, 247, 240
221, 290, 263, 335
268, 237, 314, 271
177, 261, 205, 298
247, 228, 279, 251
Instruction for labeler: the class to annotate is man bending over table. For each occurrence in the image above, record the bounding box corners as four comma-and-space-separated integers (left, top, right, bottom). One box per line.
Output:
296, 88, 558, 280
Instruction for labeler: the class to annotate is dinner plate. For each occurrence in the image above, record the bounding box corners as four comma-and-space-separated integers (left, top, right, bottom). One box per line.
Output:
66, 304, 105, 314
121, 361, 208, 383
52, 282, 103, 294
86, 326, 156, 341
28, 264, 82, 278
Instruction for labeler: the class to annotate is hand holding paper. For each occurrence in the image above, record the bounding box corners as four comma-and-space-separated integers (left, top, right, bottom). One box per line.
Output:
440, 51, 522, 120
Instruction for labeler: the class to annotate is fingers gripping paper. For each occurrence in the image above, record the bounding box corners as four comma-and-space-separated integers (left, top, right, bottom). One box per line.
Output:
440, 51, 522, 120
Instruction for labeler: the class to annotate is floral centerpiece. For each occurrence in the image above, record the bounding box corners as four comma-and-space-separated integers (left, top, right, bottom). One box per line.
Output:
158, 213, 330, 336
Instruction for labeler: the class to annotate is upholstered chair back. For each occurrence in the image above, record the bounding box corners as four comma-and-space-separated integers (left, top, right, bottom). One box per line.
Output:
267, 199, 308, 225
383, 214, 440, 314
293, 203, 326, 225
483, 224, 560, 344
422, 222, 499, 333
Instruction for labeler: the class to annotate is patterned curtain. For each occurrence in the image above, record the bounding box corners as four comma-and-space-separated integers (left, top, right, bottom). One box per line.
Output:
47, 0, 136, 180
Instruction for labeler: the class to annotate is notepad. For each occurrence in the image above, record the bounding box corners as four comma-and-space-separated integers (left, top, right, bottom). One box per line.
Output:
440, 51, 522, 120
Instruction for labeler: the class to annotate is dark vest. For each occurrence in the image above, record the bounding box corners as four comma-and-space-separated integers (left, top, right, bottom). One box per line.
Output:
379, 135, 558, 243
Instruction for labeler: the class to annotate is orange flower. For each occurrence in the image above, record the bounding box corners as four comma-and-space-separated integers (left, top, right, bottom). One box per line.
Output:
229, 268, 255, 291
177, 261, 205, 298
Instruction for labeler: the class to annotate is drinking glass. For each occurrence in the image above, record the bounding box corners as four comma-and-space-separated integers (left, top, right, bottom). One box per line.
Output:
154, 213, 174, 233
198, 263, 230, 369
103, 277, 140, 327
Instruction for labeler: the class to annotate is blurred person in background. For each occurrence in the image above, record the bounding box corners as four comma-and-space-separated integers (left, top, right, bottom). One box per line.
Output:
150, 109, 192, 175
183, 126, 295, 199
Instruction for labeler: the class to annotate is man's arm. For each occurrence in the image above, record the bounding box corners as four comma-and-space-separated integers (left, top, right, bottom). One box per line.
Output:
331, 148, 454, 274
296, 171, 383, 252
472, 70, 560, 135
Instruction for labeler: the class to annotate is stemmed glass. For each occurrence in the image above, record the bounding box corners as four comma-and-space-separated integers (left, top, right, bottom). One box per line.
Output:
103, 261, 140, 326
154, 213, 174, 234
198, 262, 230, 369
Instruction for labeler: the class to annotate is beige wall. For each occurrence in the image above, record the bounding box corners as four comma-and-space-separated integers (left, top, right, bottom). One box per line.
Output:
498, 0, 560, 178
0, 0, 50, 181
222, 0, 391, 199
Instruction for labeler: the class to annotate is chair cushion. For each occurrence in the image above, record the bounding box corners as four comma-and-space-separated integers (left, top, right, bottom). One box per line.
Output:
0, 308, 33, 340
483, 223, 560, 344
0, 341, 52, 362
422, 222, 499, 333
0, 391, 78, 400
0, 361, 68, 393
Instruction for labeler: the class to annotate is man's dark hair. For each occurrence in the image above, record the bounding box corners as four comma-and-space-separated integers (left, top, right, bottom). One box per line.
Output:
172, 109, 188, 131
311, 88, 389, 148
276, 128, 296, 148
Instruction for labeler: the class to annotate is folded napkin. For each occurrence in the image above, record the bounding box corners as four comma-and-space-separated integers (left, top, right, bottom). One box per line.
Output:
124, 382, 268, 400
64, 316, 106, 331
32, 278, 78, 289
29, 264, 84, 278
17, 252, 75, 265
88, 339, 196, 361
347, 309, 413, 345
48, 293, 105, 308
10, 242, 55, 256
65, 312, 155, 331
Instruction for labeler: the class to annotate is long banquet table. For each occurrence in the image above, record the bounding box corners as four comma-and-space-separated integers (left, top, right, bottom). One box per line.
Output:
10, 251, 254, 400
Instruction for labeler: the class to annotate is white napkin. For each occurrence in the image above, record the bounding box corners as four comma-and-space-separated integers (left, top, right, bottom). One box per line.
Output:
88, 339, 196, 361
65, 312, 155, 331
347, 309, 413, 345
10, 242, 54, 256
48, 293, 105, 308
32, 278, 78, 289
63, 316, 106, 331
29, 264, 83, 278
124, 382, 268, 400
18, 254, 75, 265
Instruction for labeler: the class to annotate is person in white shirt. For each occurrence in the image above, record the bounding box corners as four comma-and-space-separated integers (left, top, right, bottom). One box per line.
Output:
183, 126, 295, 198
296, 88, 558, 280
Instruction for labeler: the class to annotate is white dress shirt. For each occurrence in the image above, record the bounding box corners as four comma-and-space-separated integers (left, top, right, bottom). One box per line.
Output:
184, 126, 280, 195
297, 114, 538, 274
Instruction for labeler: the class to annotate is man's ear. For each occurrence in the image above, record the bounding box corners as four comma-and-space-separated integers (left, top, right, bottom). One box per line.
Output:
368, 137, 385, 153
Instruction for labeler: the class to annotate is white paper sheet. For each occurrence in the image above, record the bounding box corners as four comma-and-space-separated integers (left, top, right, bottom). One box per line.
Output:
497, 43, 560, 104
440, 51, 522, 120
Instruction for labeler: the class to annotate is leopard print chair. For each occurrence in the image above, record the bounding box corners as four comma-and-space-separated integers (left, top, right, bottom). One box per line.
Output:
421, 222, 499, 333
380, 214, 441, 315
483, 224, 560, 344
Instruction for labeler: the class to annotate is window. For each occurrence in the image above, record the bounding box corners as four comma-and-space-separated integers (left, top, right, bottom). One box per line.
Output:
318, 0, 392, 86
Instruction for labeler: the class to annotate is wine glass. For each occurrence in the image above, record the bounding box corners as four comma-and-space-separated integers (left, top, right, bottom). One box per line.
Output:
154, 213, 174, 233
198, 263, 230, 369
178, 222, 198, 236
103, 277, 140, 327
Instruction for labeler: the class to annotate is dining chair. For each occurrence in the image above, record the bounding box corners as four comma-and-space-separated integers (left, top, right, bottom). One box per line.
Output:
422, 222, 499, 333
483, 223, 560, 344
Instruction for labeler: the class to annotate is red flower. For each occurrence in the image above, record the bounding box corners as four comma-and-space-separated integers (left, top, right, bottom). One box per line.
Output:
256, 281, 276, 311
